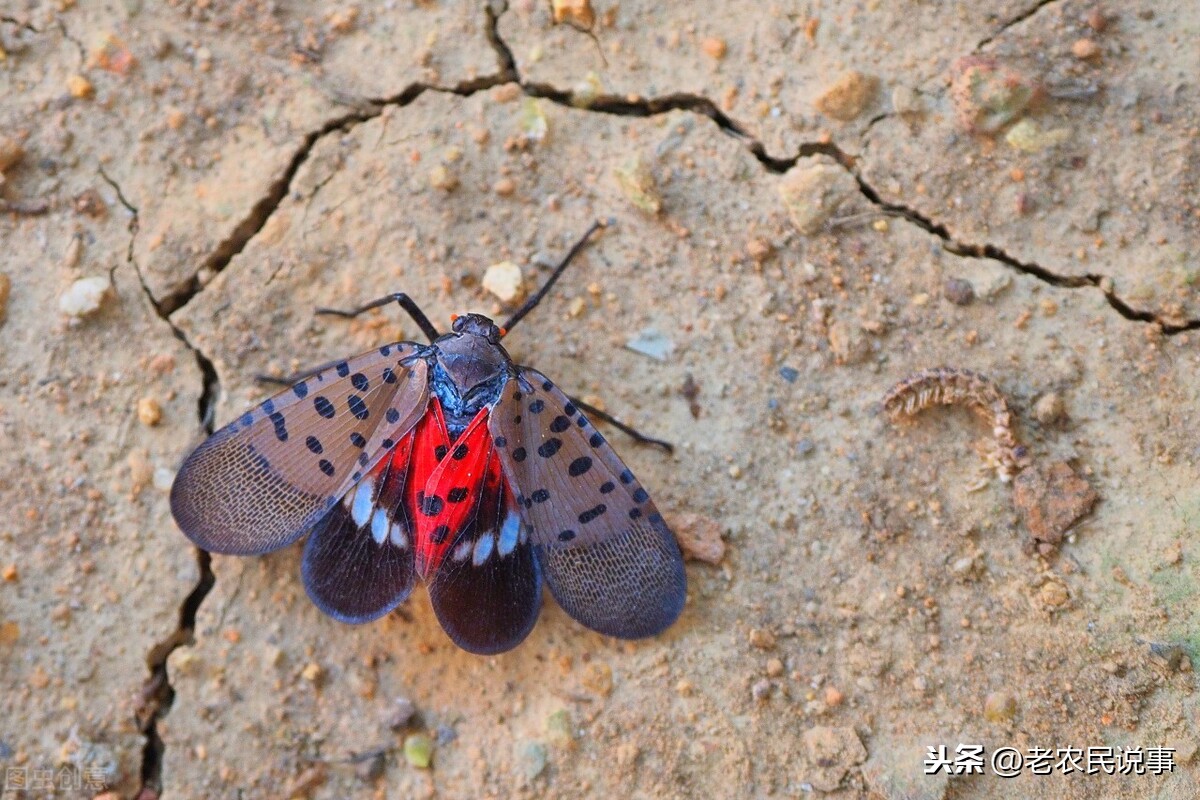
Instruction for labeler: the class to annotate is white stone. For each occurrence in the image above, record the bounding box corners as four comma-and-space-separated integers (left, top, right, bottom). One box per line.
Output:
58, 276, 111, 317
482, 261, 525, 304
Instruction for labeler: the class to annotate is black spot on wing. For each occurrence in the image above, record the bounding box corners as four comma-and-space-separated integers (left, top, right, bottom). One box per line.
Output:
270, 412, 288, 442
578, 504, 607, 524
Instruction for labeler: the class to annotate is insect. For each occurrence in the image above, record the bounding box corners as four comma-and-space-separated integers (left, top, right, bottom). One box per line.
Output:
882, 366, 1029, 486
170, 222, 686, 654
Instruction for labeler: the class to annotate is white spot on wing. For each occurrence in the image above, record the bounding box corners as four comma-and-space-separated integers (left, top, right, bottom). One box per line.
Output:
472, 533, 494, 566
498, 514, 520, 556
370, 508, 388, 544
351, 478, 374, 527
452, 537, 473, 562
389, 522, 408, 549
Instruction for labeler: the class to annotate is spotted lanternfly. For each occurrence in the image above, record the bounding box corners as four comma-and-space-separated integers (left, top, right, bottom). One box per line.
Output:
170, 222, 686, 654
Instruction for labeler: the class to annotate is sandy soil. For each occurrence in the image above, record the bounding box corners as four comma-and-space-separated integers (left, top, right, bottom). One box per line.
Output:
1, 1, 1198, 798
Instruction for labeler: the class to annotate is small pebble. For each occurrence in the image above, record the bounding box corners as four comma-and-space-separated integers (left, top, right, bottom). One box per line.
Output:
625, 327, 673, 361
1039, 581, 1070, 608
518, 741, 548, 781
749, 628, 777, 650
581, 661, 613, 696
950, 56, 1034, 134
61, 237, 83, 269
153, 467, 175, 491
436, 723, 457, 745
137, 397, 163, 426
493, 177, 516, 196
1033, 392, 1066, 425
1005, 119, 1071, 153
386, 696, 417, 730
701, 37, 727, 59
403, 734, 434, 769
482, 261, 525, 304
671, 512, 725, 564
1071, 38, 1100, 59
301, 662, 323, 682
766, 658, 785, 677
356, 751, 386, 783
614, 156, 662, 214
813, 70, 878, 121
327, 7, 359, 32
429, 165, 459, 192
545, 710, 575, 749
0, 137, 24, 172
751, 679, 772, 702
778, 159, 857, 234
1, 564, 17, 582
68, 74, 94, 99
796, 439, 815, 457
983, 690, 1018, 722
552, 0, 594, 28
778, 366, 800, 383
823, 686, 845, 707
943, 278, 975, 306
746, 238, 774, 263
59, 277, 110, 317
492, 83, 521, 103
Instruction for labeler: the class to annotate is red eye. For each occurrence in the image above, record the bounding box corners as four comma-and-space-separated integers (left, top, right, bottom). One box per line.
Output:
450, 314, 460, 323
497, 327, 507, 338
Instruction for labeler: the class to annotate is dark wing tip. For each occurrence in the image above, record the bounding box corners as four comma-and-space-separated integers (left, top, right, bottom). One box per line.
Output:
429, 544, 544, 656
433, 595, 544, 656
538, 516, 687, 640
300, 505, 415, 624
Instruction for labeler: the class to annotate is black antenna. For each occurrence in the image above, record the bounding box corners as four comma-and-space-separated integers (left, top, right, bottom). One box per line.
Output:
501, 219, 607, 335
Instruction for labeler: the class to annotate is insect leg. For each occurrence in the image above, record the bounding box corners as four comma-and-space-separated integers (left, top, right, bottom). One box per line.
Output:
316, 292, 441, 343
501, 219, 608, 334
570, 396, 674, 454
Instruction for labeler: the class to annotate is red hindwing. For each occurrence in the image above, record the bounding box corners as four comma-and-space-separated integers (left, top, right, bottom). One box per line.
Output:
411, 405, 493, 577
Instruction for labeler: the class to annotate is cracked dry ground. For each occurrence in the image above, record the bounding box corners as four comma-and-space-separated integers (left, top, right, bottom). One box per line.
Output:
1, 1, 1198, 798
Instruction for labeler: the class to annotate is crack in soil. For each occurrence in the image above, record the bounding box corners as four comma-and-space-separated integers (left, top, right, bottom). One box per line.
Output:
99, 167, 219, 798
156, 78, 513, 317
485, 0, 1200, 334
111, 1, 1195, 791
977, 0, 1064, 49
830, 149, 1200, 334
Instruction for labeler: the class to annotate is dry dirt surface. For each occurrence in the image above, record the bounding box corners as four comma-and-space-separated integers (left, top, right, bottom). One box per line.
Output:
2, 1, 1198, 799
